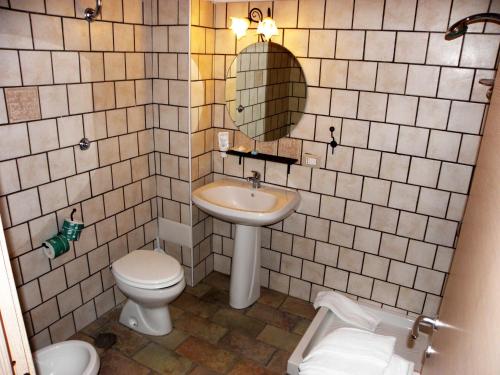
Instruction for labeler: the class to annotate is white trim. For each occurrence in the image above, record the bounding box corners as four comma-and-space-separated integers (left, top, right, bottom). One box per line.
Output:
0, 214, 35, 374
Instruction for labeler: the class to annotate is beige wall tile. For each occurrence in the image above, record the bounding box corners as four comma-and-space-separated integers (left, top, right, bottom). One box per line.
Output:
114, 23, 134, 51
406, 65, 439, 97
365, 31, 396, 61
298, 0, 325, 28
63, 18, 90, 51
415, 0, 451, 31
93, 82, 116, 111
31, 14, 64, 50
5, 87, 41, 123
325, 0, 353, 29
46, 0, 75, 16
0, 9, 32, 49
57, 115, 84, 147
0, 50, 22, 87
39, 180, 68, 214
18, 154, 50, 189
0, 123, 30, 161
383, 0, 416, 30
52, 52, 80, 84
68, 83, 93, 115
395, 32, 428, 63
336, 30, 364, 60
39, 85, 69, 118
353, 0, 384, 29
90, 21, 113, 51
80, 52, 104, 82
104, 53, 126, 80
28, 119, 59, 153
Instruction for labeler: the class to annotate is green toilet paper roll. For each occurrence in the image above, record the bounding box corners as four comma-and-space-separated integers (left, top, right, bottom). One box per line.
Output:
43, 234, 70, 259
62, 219, 84, 241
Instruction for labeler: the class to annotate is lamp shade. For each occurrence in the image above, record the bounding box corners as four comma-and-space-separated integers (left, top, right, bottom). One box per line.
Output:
230, 17, 250, 39
257, 17, 278, 41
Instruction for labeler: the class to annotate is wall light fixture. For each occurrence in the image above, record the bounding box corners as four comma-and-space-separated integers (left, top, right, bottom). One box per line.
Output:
230, 8, 278, 41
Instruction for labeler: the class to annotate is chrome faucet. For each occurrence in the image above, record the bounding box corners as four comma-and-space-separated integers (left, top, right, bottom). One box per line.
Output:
410, 315, 440, 340
246, 170, 261, 189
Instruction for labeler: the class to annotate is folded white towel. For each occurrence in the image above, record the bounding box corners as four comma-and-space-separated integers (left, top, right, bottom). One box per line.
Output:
314, 291, 381, 331
383, 354, 415, 375
299, 327, 396, 375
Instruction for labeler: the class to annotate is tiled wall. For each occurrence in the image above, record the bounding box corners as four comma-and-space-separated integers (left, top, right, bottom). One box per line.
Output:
149, 1, 193, 280
190, 0, 216, 285
207, 0, 500, 316
0, 0, 158, 349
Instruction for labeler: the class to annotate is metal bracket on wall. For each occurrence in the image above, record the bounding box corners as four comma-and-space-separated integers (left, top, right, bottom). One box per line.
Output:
329, 127, 338, 155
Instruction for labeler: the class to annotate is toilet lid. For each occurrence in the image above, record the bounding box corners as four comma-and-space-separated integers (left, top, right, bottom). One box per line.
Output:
112, 250, 184, 289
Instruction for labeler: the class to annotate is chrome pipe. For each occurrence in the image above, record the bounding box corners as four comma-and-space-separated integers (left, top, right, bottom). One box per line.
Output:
446, 12, 500, 40
84, 0, 103, 22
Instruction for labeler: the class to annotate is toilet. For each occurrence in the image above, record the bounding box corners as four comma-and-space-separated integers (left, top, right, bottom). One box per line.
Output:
111, 249, 185, 336
33, 340, 100, 375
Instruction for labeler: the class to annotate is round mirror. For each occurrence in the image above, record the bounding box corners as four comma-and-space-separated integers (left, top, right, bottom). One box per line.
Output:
225, 42, 307, 142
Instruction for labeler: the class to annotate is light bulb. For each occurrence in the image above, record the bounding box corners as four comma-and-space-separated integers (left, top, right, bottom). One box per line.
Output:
230, 17, 250, 39
257, 17, 278, 41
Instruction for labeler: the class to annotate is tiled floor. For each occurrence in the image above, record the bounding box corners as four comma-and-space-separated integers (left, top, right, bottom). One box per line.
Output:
72, 272, 316, 374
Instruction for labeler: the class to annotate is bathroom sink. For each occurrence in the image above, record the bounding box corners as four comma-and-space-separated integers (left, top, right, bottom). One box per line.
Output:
192, 178, 300, 309
192, 178, 300, 226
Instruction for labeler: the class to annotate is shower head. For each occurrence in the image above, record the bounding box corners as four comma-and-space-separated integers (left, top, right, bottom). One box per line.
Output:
445, 13, 500, 40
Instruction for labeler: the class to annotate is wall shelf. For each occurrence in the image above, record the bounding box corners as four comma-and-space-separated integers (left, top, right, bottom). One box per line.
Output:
226, 149, 298, 174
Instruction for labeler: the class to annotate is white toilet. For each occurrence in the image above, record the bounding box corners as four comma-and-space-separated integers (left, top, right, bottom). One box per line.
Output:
111, 249, 185, 336
33, 340, 100, 375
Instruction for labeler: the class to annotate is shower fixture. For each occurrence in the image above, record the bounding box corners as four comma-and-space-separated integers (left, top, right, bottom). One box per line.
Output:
445, 13, 500, 40
84, 0, 102, 22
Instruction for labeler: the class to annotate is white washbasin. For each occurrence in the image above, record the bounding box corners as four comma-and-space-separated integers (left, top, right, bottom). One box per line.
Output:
192, 178, 300, 226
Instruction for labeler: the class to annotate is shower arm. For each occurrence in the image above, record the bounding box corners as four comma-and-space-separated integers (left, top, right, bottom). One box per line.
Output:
84, 0, 102, 22
446, 13, 500, 40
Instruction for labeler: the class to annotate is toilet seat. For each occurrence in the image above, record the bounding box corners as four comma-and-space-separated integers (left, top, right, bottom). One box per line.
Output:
112, 250, 184, 290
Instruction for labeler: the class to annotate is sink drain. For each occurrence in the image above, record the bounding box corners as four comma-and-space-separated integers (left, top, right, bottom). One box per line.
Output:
94, 333, 117, 349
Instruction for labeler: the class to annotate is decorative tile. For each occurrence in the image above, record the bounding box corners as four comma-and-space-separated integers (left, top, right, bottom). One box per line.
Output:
4, 87, 41, 123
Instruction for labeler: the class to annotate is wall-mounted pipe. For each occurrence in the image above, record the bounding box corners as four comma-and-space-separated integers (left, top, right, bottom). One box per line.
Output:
84, 0, 103, 22
445, 13, 500, 40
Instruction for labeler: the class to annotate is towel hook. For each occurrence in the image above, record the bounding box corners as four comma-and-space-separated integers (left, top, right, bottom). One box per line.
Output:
84, 0, 102, 22
329, 126, 338, 155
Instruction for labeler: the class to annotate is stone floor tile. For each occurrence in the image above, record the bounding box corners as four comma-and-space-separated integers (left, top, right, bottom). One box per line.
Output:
203, 272, 230, 291
172, 293, 219, 318
211, 308, 266, 337
185, 282, 213, 298
148, 329, 189, 351
246, 303, 301, 331
258, 288, 287, 308
292, 318, 312, 336
266, 350, 291, 374
200, 288, 230, 306
279, 297, 316, 320
80, 315, 111, 338
228, 359, 279, 375
188, 366, 221, 375
99, 349, 151, 375
134, 342, 193, 375
175, 313, 227, 344
218, 330, 276, 365
176, 337, 237, 374
97, 321, 150, 357
257, 325, 301, 352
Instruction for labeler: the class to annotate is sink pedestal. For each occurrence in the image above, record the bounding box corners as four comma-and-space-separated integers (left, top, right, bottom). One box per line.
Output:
229, 224, 261, 309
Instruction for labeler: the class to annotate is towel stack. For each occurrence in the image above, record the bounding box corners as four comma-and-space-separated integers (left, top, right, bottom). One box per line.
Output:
299, 292, 415, 375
